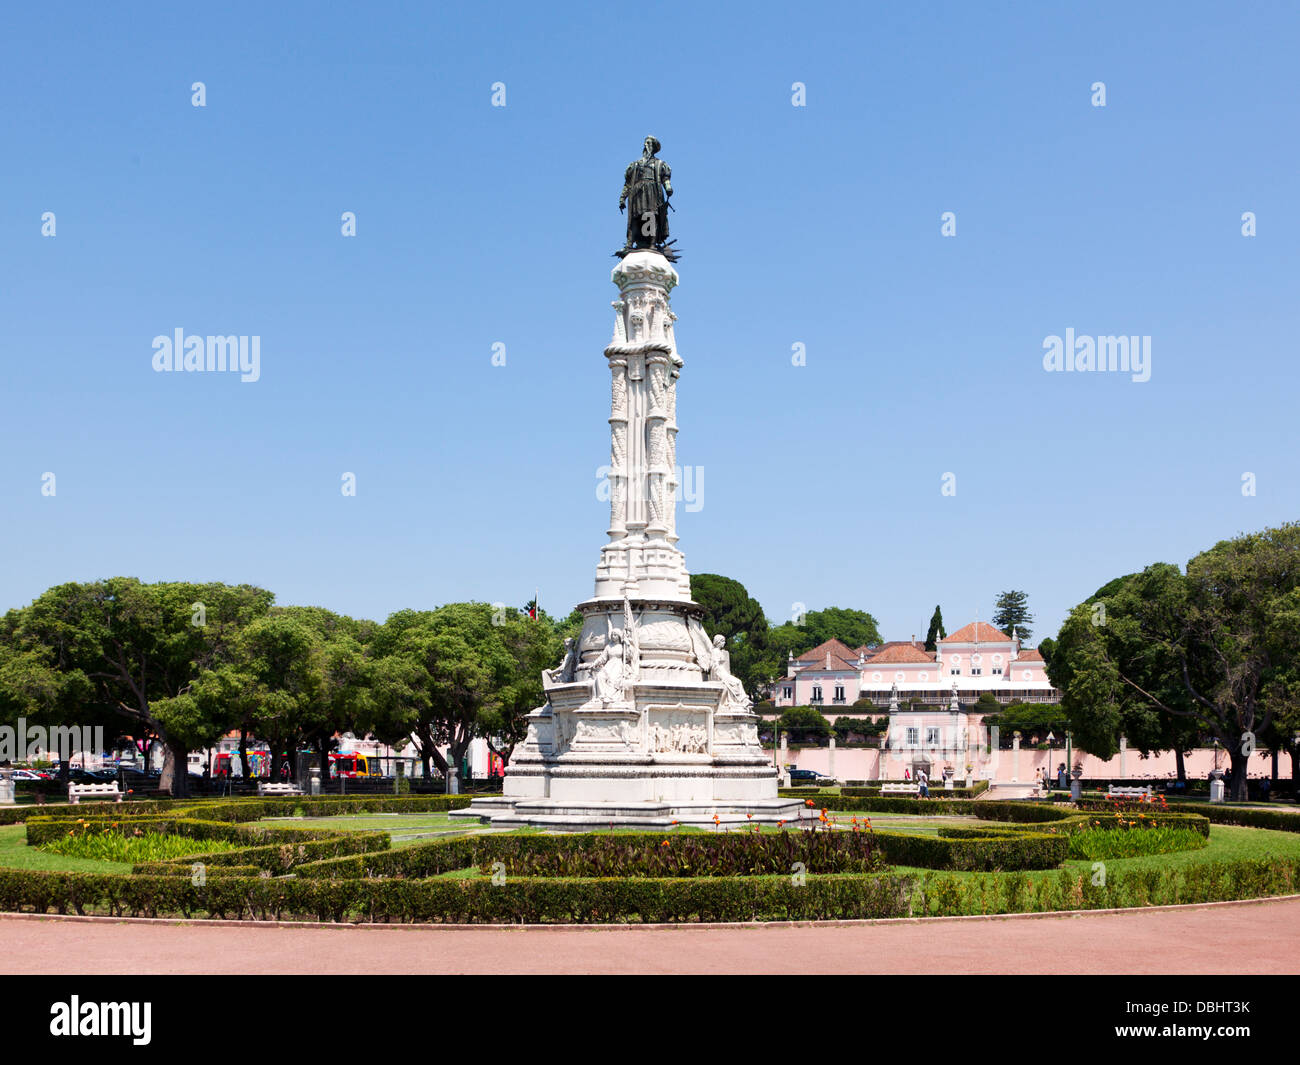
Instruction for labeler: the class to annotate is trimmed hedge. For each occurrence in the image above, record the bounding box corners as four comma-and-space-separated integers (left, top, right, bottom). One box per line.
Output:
0, 793, 476, 828
0, 855, 1295, 923
288, 824, 1066, 877
0, 868, 915, 923
910, 857, 1300, 917
872, 829, 1067, 871
480, 831, 884, 878
130, 833, 390, 874
1156, 802, 1300, 834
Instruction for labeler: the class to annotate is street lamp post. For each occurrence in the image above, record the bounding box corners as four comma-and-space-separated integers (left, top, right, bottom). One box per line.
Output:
1046, 731, 1055, 793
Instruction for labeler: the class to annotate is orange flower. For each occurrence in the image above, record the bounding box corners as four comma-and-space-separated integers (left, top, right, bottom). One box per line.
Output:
661, 840, 670, 847
805, 799, 814, 807
777, 820, 786, 827
746, 813, 753, 819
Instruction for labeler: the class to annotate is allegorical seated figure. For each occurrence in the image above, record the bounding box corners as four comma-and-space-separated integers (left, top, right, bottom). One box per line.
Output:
543, 637, 579, 687
590, 629, 627, 703
711, 634, 752, 712
619, 135, 672, 252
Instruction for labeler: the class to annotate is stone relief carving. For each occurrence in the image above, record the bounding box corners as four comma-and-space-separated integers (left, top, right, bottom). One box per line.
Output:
575, 720, 635, 745
714, 722, 760, 746
650, 720, 708, 754
635, 619, 692, 651
554, 714, 578, 751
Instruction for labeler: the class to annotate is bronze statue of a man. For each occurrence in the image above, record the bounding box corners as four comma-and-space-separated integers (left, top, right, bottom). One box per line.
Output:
619, 136, 672, 252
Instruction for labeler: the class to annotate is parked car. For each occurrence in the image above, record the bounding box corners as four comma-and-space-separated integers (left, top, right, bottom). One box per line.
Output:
788, 768, 835, 786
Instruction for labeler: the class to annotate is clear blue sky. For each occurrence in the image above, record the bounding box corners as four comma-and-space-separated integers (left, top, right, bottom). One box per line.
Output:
2, 1, 1297, 645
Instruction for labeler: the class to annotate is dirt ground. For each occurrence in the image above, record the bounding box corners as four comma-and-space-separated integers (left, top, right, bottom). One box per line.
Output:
2, 896, 1296, 975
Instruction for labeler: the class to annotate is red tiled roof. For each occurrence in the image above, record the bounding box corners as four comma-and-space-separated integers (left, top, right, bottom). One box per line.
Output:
940, 621, 1010, 644
1016, 648, 1044, 662
865, 644, 935, 664
792, 639, 860, 670
860, 640, 926, 655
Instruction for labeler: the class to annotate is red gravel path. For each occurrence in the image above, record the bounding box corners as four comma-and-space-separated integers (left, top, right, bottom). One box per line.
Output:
2, 897, 1297, 974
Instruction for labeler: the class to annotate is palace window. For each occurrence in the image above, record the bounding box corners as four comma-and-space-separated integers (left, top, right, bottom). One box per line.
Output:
925, 727, 941, 746
905, 727, 919, 746
992, 668, 1002, 676
950, 668, 961, 675
970, 668, 982, 676
833, 685, 846, 703
811, 686, 823, 703
782, 686, 793, 700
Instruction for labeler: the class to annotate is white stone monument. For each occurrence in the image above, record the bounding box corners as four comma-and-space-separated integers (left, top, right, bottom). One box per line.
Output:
455, 250, 801, 829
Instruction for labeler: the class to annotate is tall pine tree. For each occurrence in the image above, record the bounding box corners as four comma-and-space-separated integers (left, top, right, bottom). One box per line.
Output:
992, 590, 1033, 642
924, 605, 946, 651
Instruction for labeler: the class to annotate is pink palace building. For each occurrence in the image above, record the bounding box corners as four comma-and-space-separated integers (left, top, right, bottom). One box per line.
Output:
772, 622, 1060, 780
774, 622, 1055, 710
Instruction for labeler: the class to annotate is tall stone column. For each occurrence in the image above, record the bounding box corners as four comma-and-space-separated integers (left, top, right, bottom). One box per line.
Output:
463, 235, 799, 829
594, 252, 690, 602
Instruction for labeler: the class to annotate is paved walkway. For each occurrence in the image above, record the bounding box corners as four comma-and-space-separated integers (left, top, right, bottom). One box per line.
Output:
2, 897, 1297, 974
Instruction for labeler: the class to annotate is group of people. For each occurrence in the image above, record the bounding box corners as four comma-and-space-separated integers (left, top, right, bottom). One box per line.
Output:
1035, 763, 1070, 791
902, 766, 947, 797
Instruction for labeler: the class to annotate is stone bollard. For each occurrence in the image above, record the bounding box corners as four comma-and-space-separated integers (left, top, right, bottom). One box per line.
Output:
309, 767, 321, 796
447, 767, 459, 795
0, 769, 13, 806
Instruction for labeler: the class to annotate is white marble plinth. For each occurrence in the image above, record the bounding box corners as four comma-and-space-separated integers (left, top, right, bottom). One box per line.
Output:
451, 794, 806, 831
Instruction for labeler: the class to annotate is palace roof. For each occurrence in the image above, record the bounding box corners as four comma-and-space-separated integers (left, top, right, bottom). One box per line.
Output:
865, 643, 935, 664
940, 621, 1011, 644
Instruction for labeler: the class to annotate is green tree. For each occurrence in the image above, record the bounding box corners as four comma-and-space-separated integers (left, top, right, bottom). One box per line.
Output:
769, 607, 883, 672
924, 606, 946, 652
0, 579, 273, 795
802, 607, 882, 650
1049, 525, 1300, 799
992, 591, 1033, 642
777, 706, 830, 734
689, 574, 771, 695
371, 603, 559, 780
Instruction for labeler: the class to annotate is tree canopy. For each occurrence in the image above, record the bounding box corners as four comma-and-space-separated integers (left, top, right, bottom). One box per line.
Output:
1046, 523, 1300, 799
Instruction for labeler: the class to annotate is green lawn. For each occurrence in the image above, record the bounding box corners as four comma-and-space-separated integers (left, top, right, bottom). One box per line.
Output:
264, 812, 489, 846
885, 823, 1300, 879
3, 812, 1298, 891
0, 824, 132, 875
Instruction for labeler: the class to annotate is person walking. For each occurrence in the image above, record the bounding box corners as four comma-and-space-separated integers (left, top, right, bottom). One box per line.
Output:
918, 769, 929, 798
